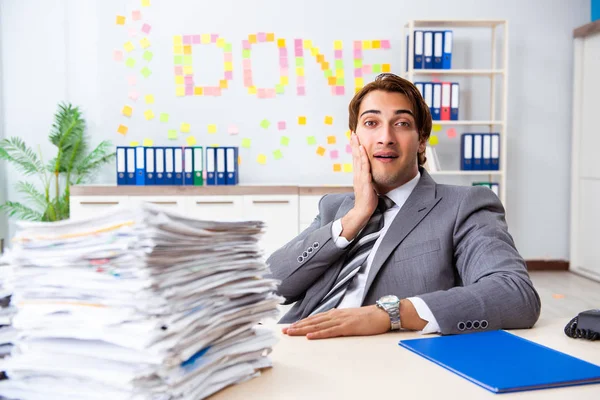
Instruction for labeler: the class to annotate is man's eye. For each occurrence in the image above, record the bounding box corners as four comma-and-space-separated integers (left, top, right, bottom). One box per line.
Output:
397, 121, 411, 127
364, 120, 376, 127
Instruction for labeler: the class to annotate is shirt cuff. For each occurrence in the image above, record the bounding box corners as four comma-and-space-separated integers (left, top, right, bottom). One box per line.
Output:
406, 297, 441, 334
331, 218, 352, 249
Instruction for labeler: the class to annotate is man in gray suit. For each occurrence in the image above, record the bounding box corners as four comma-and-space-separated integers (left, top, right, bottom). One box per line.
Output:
267, 73, 540, 339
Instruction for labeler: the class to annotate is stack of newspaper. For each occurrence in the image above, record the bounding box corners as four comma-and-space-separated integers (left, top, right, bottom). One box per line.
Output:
0, 203, 282, 399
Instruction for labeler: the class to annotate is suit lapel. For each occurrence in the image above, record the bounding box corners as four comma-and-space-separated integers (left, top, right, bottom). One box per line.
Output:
361, 169, 442, 302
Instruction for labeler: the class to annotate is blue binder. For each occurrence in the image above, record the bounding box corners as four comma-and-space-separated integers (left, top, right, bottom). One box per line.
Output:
116, 147, 127, 185
206, 147, 216, 185
442, 30, 453, 69
216, 147, 226, 185
125, 147, 136, 185
491, 133, 500, 171
461, 133, 473, 170
174, 147, 184, 185
482, 134, 492, 170
164, 147, 175, 185
423, 83, 433, 117
399, 330, 600, 394
155, 147, 166, 185
414, 30, 424, 69
225, 147, 239, 185
135, 146, 145, 186
183, 147, 194, 185
414, 82, 424, 98
431, 83, 441, 121
433, 31, 444, 69
145, 147, 155, 185
423, 31, 433, 69
472, 134, 483, 170
450, 83, 459, 120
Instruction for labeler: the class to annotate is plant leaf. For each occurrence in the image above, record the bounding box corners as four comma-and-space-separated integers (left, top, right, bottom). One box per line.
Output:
73, 141, 115, 183
49, 102, 86, 174
0, 201, 43, 221
0, 137, 46, 176
14, 181, 47, 212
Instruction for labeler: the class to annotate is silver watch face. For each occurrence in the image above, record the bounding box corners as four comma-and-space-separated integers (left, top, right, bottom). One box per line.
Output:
379, 295, 399, 307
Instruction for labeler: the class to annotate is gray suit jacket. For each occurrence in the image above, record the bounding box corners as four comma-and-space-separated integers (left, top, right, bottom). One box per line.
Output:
266, 169, 541, 335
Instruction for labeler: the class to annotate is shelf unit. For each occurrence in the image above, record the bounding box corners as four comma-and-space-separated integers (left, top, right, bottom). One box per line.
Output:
402, 19, 508, 206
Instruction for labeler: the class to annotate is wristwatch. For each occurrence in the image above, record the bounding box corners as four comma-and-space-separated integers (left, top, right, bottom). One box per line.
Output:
376, 295, 401, 330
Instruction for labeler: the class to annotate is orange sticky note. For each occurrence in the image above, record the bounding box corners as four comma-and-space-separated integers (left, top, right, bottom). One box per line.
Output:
194, 87, 203, 96
266, 33, 275, 42
183, 45, 192, 55
122, 105, 133, 117
180, 122, 191, 133
116, 15, 126, 25
316, 146, 326, 156
382, 63, 391, 72
277, 38, 286, 48
248, 34, 257, 44
429, 135, 439, 146
343, 163, 353, 173
143, 138, 153, 146
327, 136, 336, 144
117, 124, 128, 135
257, 154, 267, 164
298, 116, 307, 125
333, 163, 342, 172
324, 116, 333, 125
219, 79, 228, 89
186, 136, 197, 146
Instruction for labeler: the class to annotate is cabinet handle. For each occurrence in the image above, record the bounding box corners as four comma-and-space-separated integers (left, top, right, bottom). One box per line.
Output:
252, 200, 290, 205
80, 201, 119, 205
150, 201, 178, 205
196, 201, 235, 205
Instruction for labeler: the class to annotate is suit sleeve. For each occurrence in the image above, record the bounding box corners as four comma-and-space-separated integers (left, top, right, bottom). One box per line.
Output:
266, 195, 349, 303
417, 186, 541, 335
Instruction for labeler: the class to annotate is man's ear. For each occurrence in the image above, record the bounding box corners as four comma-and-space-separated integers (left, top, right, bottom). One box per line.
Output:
418, 137, 427, 153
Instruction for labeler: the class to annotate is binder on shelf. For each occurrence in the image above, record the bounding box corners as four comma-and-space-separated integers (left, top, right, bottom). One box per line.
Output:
206, 147, 216, 185
450, 83, 460, 121
193, 146, 204, 186
135, 146, 145, 186
442, 30, 453, 69
472, 134, 483, 170
482, 134, 492, 170
461, 134, 473, 170
491, 133, 500, 170
126, 147, 136, 185
116, 147, 127, 185
225, 147, 239, 185
424, 83, 433, 117
174, 147, 184, 185
441, 82, 451, 120
414, 30, 424, 69
165, 147, 174, 185
145, 147, 155, 186
216, 147, 226, 185
433, 31, 444, 69
155, 147, 166, 185
183, 147, 194, 186
423, 31, 433, 69
431, 83, 441, 121
415, 82, 424, 98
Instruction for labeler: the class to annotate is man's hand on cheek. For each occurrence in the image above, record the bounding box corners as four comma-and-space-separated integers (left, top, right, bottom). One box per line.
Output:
282, 305, 391, 339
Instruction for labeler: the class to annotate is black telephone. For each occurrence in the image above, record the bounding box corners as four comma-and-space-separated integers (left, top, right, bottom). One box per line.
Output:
564, 309, 600, 341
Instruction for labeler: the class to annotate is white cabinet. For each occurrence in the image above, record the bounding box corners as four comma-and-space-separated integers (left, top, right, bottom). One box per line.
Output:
69, 196, 129, 220
187, 196, 244, 221
130, 196, 187, 213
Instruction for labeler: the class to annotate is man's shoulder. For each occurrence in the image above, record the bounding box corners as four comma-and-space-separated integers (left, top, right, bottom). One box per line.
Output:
436, 183, 502, 209
319, 192, 354, 209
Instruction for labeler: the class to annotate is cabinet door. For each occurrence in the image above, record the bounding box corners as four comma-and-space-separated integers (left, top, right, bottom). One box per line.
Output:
243, 195, 299, 259
187, 196, 244, 221
69, 196, 129, 220
298, 195, 322, 233
130, 196, 187, 214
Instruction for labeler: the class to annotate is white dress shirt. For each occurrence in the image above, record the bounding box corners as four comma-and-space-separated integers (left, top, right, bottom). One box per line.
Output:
332, 171, 440, 334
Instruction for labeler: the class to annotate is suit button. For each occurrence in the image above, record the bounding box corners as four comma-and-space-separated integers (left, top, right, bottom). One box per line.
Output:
457, 322, 466, 331
307, 247, 313, 253
302, 251, 308, 257
313, 242, 319, 248
297, 256, 304, 263
465, 321, 473, 330
481, 320, 489, 329
473, 320, 480, 329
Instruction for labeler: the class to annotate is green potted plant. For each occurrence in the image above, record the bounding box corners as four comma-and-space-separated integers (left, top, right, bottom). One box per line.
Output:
0, 102, 115, 221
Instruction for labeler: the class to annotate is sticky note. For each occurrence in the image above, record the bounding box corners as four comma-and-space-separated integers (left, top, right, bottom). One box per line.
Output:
382, 63, 391, 72
128, 90, 139, 101
273, 149, 283, 160
208, 124, 217, 134
141, 23, 151, 35
210, 143, 219, 147
113, 50, 123, 61
144, 110, 154, 120
307, 136, 317, 145
129, 141, 139, 146
275, 84, 285, 94
139, 38, 150, 49
144, 94, 154, 104
381, 40, 391, 49
334, 40, 343, 50
280, 136, 290, 146
260, 119, 270, 129
176, 86, 185, 97
277, 38, 286, 47
324, 116, 333, 125
316, 146, 326, 156
132, 10, 141, 20
168, 129, 177, 140
141, 0, 150, 6
346, 130, 352, 140
124, 41, 134, 52
173, 36, 182, 46
117, 124, 128, 135
186, 136, 197, 146
219, 79, 228, 89
343, 163, 353, 173
241, 138, 251, 148
143, 51, 153, 61
125, 58, 135, 68
303, 39, 313, 49
330, 150, 339, 159
122, 105, 132, 117
447, 128, 457, 139
180, 122, 191, 133
327, 136, 336, 144
333, 163, 342, 172
140, 67, 151, 78
429, 135, 439, 146
228, 125, 239, 135
257, 154, 267, 164
278, 121, 286, 130
116, 15, 126, 25
432, 124, 442, 132
143, 138, 153, 146
193, 87, 203, 96
159, 113, 169, 123
298, 116, 307, 125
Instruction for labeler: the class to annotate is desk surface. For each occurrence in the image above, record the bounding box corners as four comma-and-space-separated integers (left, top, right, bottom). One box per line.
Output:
210, 319, 600, 400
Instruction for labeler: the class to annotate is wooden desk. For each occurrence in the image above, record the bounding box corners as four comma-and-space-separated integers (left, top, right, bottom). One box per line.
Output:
210, 319, 600, 399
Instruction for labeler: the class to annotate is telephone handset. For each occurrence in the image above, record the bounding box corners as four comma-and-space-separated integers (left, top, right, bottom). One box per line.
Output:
564, 309, 600, 341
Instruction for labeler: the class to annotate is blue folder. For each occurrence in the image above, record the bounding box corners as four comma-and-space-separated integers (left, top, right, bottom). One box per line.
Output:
399, 330, 600, 394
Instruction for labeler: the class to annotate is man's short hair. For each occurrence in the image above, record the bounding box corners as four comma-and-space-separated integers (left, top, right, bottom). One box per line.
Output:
348, 73, 432, 166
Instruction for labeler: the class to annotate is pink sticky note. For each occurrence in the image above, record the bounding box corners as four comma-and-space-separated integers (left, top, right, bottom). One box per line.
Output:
113, 50, 123, 61
258, 32, 267, 42
228, 125, 239, 135
279, 47, 288, 57
297, 86, 306, 96
141, 23, 151, 35
185, 86, 193, 96
128, 28, 137, 37
381, 40, 391, 49
258, 88, 267, 98
447, 128, 457, 139
184, 76, 194, 85
213, 87, 221, 96
183, 35, 191, 44
432, 77, 441, 83
128, 75, 137, 85
331, 86, 337, 96
211, 34, 218, 43
224, 71, 233, 80
244, 76, 253, 86
294, 48, 303, 57
128, 90, 139, 101
278, 121, 286, 130
297, 76, 305, 85
294, 39, 302, 48
174, 66, 183, 75
266, 88, 276, 98
243, 59, 252, 69
280, 57, 288, 68
242, 40, 251, 50
280, 67, 288, 76
354, 49, 362, 59
334, 50, 342, 58
354, 68, 363, 77
354, 41, 362, 49
224, 53, 233, 62
330, 150, 339, 159
132, 10, 141, 21
336, 86, 345, 95
363, 64, 372, 74
193, 35, 201, 44
346, 144, 352, 154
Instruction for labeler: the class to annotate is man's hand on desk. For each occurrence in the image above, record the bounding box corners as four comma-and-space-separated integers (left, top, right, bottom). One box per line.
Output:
282, 305, 390, 339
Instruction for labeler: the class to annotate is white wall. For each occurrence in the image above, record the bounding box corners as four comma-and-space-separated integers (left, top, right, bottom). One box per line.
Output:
0, 0, 590, 260
0, 0, 7, 248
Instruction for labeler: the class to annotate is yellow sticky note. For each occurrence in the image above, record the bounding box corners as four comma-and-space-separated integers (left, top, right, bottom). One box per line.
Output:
144, 94, 154, 104
280, 76, 289, 85
208, 124, 217, 134
180, 122, 191, 133
186, 136, 197, 146
144, 110, 154, 120
324, 116, 333, 125
303, 39, 312, 49
355, 77, 364, 87
333, 163, 342, 172
296, 67, 305, 77
175, 76, 184, 85
176, 86, 185, 97
432, 124, 442, 132
210, 143, 219, 147
334, 40, 343, 50
183, 66, 193, 75
141, 0, 150, 6
363, 40, 372, 50
124, 41, 134, 52
277, 38, 286, 48
122, 105, 132, 117
201, 34, 210, 44
316, 146, 326, 156
345, 130, 351, 140
327, 135, 336, 144
224, 62, 233, 71
117, 124, 128, 135
116, 15, 126, 25
217, 38, 225, 48
173, 36, 182, 46
382, 63, 391, 72
343, 163, 353, 173
140, 38, 150, 49
266, 33, 275, 42
174, 45, 184, 55
257, 154, 267, 164
298, 116, 307, 125
310, 47, 319, 57
219, 79, 228, 89
129, 141, 139, 146
241, 138, 251, 148
372, 40, 381, 48
247, 86, 257, 95
143, 138, 153, 146
194, 87, 203, 96
429, 135, 439, 146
